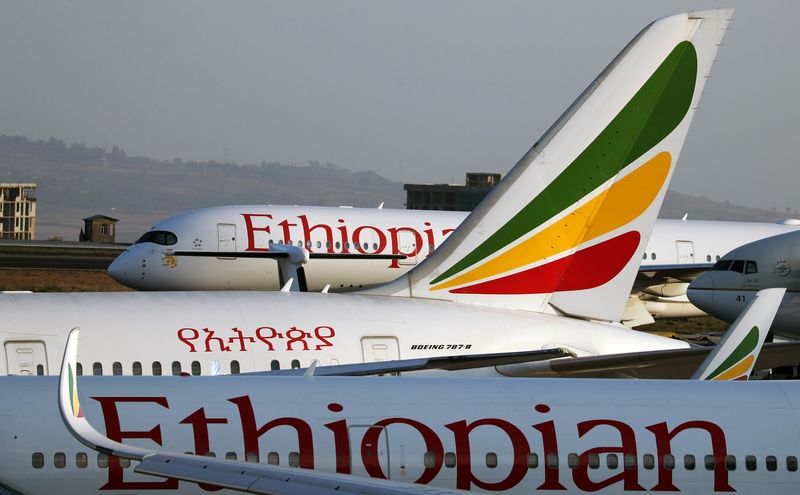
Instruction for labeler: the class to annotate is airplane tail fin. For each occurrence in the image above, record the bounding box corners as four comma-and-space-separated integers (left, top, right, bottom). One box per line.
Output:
364, 9, 732, 321
693, 288, 786, 380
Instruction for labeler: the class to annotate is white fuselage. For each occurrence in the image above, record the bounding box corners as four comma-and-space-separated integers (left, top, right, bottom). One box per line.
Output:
688, 230, 800, 338
108, 206, 798, 294
0, 291, 686, 377
2, 375, 800, 494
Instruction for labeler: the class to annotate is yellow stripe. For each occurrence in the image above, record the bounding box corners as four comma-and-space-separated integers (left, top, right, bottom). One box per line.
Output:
712, 355, 755, 381
431, 152, 671, 291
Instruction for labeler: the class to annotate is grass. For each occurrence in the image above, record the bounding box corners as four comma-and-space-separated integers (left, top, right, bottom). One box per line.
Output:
0, 268, 133, 292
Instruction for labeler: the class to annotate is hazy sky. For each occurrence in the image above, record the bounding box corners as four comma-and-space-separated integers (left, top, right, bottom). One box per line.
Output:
1, 1, 798, 211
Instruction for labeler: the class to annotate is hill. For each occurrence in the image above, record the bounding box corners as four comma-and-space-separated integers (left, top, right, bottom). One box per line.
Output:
1, 135, 793, 242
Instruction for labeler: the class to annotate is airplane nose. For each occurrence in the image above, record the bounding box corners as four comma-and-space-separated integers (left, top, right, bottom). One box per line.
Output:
687, 273, 714, 312
107, 252, 133, 287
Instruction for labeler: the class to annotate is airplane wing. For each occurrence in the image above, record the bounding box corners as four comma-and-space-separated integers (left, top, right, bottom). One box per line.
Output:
58, 328, 466, 495
246, 348, 575, 376
495, 342, 800, 379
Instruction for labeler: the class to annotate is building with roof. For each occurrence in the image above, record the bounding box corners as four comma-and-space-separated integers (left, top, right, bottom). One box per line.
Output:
80, 215, 119, 243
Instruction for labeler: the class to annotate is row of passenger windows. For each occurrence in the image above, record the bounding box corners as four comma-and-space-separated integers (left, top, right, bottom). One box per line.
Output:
642, 253, 724, 263
269, 239, 432, 253
74, 359, 303, 376
31, 451, 799, 473
711, 259, 758, 274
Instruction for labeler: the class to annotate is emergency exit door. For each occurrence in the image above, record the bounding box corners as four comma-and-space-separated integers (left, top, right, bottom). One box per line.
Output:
217, 223, 237, 259
675, 240, 695, 264
4, 341, 47, 375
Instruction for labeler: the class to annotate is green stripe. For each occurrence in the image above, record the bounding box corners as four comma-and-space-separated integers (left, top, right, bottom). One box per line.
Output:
68, 363, 75, 415
706, 326, 760, 380
432, 41, 697, 284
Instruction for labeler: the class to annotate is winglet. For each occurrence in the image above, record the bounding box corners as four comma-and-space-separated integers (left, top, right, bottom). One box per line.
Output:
58, 328, 151, 460
692, 288, 786, 380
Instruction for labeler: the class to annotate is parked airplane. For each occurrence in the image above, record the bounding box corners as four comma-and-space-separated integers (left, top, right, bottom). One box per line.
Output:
109, 206, 798, 324
16, 307, 800, 494
688, 230, 800, 338
2, 8, 730, 379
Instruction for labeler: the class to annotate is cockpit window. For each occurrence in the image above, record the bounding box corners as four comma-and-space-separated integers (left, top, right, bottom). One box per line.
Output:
710, 260, 733, 271
745, 261, 758, 274
135, 230, 178, 246
730, 260, 745, 273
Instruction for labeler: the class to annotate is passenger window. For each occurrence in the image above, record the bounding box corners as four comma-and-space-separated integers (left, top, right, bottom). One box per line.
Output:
651, 253, 656, 260
745, 455, 757, 471
373, 243, 378, 250
663, 454, 675, 470
624, 453, 636, 470
246, 451, 258, 463
112, 362, 122, 376
684, 455, 695, 470
267, 452, 279, 465
445, 452, 456, 468
316, 241, 322, 249
191, 361, 201, 376
76, 452, 88, 468
426, 452, 439, 468
546, 452, 558, 469
643, 454, 655, 470
93, 362, 103, 376
307, 241, 312, 249
291, 359, 300, 369
32, 452, 44, 469
746, 261, 758, 274
76, 362, 83, 376
54, 452, 66, 468
288, 452, 300, 467
335, 242, 341, 250
486, 452, 498, 468
152, 361, 162, 376
730, 260, 745, 273
788, 456, 797, 472
527, 453, 538, 468
607, 454, 618, 469
97, 453, 109, 469
588, 453, 599, 469
711, 260, 733, 271
225, 452, 237, 460
725, 455, 736, 471
132, 361, 142, 376
231, 360, 240, 374
767, 456, 777, 471
705, 455, 716, 470
119, 457, 131, 468
567, 453, 579, 469
36, 364, 44, 375
270, 360, 280, 371
707, 255, 712, 262
172, 361, 182, 376
643, 252, 647, 260
204, 452, 216, 458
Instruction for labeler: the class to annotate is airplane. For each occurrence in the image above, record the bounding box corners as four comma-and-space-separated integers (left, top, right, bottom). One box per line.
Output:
15, 298, 800, 494
108, 206, 798, 324
2, 8, 732, 379
688, 229, 800, 339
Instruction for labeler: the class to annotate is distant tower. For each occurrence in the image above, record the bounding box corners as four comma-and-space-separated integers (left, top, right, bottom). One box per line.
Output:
0, 183, 37, 240
80, 215, 119, 243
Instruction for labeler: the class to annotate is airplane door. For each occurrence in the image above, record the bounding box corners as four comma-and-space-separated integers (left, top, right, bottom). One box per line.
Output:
675, 240, 695, 264
361, 337, 400, 363
349, 425, 390, 479
4, 341, 47, 375
217, 223, 237, 259
397, 231, 418, 266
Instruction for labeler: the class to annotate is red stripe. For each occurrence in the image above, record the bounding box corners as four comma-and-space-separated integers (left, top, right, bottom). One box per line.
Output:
450, 231, 640, 295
